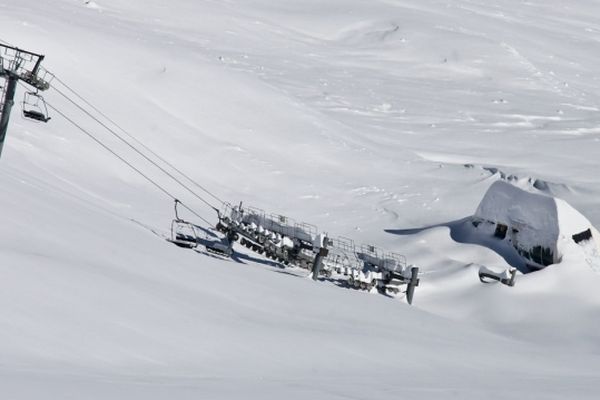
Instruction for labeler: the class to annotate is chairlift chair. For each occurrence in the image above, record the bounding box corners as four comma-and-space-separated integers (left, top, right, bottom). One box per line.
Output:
22, 91, 51, 123
169, 219, 199, 249
167, 199, 199, 249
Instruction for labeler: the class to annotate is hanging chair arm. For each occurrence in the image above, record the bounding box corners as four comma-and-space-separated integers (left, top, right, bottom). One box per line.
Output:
174, 199, 182, 221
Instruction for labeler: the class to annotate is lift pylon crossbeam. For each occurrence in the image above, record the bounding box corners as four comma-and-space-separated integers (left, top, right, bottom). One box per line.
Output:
0, 45, 52, 90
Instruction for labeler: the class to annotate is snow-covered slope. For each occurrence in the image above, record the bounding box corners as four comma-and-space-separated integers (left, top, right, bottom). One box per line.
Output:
1, 0, 600, 398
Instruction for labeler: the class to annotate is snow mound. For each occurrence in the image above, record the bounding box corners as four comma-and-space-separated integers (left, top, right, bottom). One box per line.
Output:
465, 164, 575, 196
473, 181, 599, 270
84, 1, 101, 10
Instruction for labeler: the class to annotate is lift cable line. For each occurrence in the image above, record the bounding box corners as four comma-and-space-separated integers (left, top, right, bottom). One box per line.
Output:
50, 84, 221, 214
51, 75, 225, 206
46, 84, 423, 304
1, 39, 224, 212
44, 99, 214, 226
46, 96, 423, 304
5, 44, 422, 304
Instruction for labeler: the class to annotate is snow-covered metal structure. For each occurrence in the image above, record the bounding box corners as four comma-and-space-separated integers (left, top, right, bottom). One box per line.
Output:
216, 203, 319, 267
473, 181, 600, 270
211, 202, 420, 303
0, 44, 53, 158
479, 266, 517, 286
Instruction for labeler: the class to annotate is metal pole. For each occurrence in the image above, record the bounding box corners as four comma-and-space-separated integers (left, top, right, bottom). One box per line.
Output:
406, 267, 419, 305
31, 54, 44, 77
224, 230, 236, 256
311, 236, 329, 281
0, 72, 18, 158
508, 268, 517, 287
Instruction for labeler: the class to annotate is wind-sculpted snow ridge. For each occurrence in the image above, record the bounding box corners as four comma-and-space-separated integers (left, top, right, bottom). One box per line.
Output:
333, 21, 404, 46
463, 163, 576, 196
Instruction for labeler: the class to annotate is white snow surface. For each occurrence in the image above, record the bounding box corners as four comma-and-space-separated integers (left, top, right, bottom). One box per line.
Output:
1, 0, 600, 398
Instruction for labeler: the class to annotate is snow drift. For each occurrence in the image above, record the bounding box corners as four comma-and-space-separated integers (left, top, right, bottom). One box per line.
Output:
473, 180, 599, 269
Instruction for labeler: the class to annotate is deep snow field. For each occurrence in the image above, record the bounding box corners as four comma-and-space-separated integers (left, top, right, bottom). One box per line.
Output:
1, 0, 600, 398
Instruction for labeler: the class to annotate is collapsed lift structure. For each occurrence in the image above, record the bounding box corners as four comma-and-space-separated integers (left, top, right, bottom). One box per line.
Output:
0, 44, 420, 304
172, 201, 420, 304
0, 44, 52, 158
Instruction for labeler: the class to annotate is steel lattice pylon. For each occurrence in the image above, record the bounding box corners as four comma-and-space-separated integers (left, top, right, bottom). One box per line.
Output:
0, 44, 53, 158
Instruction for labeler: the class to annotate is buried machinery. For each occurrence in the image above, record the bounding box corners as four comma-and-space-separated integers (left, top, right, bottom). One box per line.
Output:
0, 44, 421, 304
170, 201, 421, 304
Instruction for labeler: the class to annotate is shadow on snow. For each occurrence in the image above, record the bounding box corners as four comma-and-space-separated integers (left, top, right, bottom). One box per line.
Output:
385, 217, 535, 273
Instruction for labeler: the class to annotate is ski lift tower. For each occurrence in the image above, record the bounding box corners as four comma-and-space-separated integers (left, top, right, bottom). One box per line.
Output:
0, 44, 52, 159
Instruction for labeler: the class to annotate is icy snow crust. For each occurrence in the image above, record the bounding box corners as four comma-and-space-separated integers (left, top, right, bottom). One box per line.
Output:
2, 0, 600, 399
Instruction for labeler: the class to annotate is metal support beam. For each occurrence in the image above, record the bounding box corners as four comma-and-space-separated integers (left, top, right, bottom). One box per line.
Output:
311, 236, 329, 280
406, 267, 419, 305
507, 268, 517, 287
0, 73, 18, 158
0, 44, 44, 59
224, 230, 237, 256
31, 54, 45, 77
